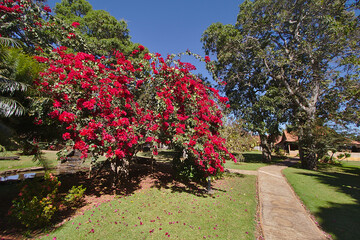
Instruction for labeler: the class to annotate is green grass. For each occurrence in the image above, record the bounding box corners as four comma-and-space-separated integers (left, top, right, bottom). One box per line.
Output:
224, 161, 268, 171
224, 152, 285, 171
41, 174, 257, 240
0, 151, 59, 172
283, 162, 360, 240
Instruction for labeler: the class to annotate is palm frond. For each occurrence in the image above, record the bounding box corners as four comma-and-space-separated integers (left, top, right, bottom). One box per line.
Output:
0, 77, 28, 93
0, 96, 26, 117
0, 37, 20, 48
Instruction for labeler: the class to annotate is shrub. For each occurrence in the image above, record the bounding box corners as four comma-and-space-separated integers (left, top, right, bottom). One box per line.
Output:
9, 173, 60, 228
234, 153, 245, 162
64, 185, 86, 208
274, 148, 286, 157
9, 174, 87, 229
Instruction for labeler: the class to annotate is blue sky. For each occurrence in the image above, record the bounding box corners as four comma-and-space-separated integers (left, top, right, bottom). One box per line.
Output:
46, 0, 244, 80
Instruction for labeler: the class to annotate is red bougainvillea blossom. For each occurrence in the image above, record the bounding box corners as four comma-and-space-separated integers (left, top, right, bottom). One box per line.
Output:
35, 46, 235, 177
0, 0, 23, 13
71, 22, 80, 28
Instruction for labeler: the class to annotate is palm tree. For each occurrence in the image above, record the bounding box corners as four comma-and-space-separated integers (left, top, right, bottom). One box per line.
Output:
0, 37, 38, 117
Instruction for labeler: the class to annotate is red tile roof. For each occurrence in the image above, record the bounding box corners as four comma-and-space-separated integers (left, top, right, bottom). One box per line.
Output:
283, 131, 298, 142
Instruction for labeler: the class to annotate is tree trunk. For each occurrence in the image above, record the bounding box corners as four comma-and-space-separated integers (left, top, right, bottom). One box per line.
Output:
298, 120, 318, 170
110, 157, 130, 187
260, 134, 272, 162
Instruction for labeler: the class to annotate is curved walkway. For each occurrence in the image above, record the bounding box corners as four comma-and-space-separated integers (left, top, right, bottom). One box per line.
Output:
228, 160, 327, 240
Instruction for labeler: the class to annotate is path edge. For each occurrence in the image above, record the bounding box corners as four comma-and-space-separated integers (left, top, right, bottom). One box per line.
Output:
280, 167, 332, 239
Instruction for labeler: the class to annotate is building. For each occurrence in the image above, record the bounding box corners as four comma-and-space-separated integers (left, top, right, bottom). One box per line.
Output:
275, 131, 298, 154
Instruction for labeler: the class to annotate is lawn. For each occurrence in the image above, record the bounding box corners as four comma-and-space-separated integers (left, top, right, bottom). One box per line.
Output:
282, 161, 360, 240
224, 151, 286, 171
40, 174, 258, 240
0, 151, 59, 172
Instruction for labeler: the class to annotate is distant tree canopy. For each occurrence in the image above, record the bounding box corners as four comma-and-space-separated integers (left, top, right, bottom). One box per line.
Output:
220, 116, 257, 153
202, 0, 360, 169
54, 0, 143, 57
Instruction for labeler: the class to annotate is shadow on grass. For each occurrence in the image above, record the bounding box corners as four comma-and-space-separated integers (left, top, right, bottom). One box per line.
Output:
317, 202, 360, 240
298, 165, 360, 240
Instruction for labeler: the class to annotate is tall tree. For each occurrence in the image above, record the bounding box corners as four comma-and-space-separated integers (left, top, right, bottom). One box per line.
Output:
201, 22, 289, 162
54, 0, 139, 57
202, 0, 359, 169
0, 0, 88, 54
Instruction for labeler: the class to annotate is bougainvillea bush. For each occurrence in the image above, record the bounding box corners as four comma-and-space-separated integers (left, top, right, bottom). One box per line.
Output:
34, 45, 236, 183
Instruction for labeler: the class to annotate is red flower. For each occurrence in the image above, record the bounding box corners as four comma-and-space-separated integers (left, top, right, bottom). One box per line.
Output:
43, 5, 51, 13
63, 132, 71, 140
53, 100, 62, 108
71, 22, 80, 28
58, 112, 76, 123
205, 56, 211, 63
153, 149, 158, 156
34, 56, 49, 63
144, 53, 151, 60
138, 45, 145, 51
34, 117, 43, 125
115, 149, 125, 158
67, 33, 76, 39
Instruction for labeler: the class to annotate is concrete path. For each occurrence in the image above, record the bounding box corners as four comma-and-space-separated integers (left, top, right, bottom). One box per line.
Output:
257, 163, 327, 240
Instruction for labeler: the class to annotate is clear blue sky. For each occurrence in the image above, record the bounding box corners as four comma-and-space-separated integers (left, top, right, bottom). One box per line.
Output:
46, 0, 244, 79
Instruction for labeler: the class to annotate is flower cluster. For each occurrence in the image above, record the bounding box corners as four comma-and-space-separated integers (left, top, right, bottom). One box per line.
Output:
0, 0, 23, 13
36, 46, 235, 177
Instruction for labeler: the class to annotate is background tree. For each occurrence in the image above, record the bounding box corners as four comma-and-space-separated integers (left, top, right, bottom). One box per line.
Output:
202, 0, 359, 169
220, 116, 257, 153
201, 22, 289, 162
0, 0, 88, 54
54, 0, 141, 57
